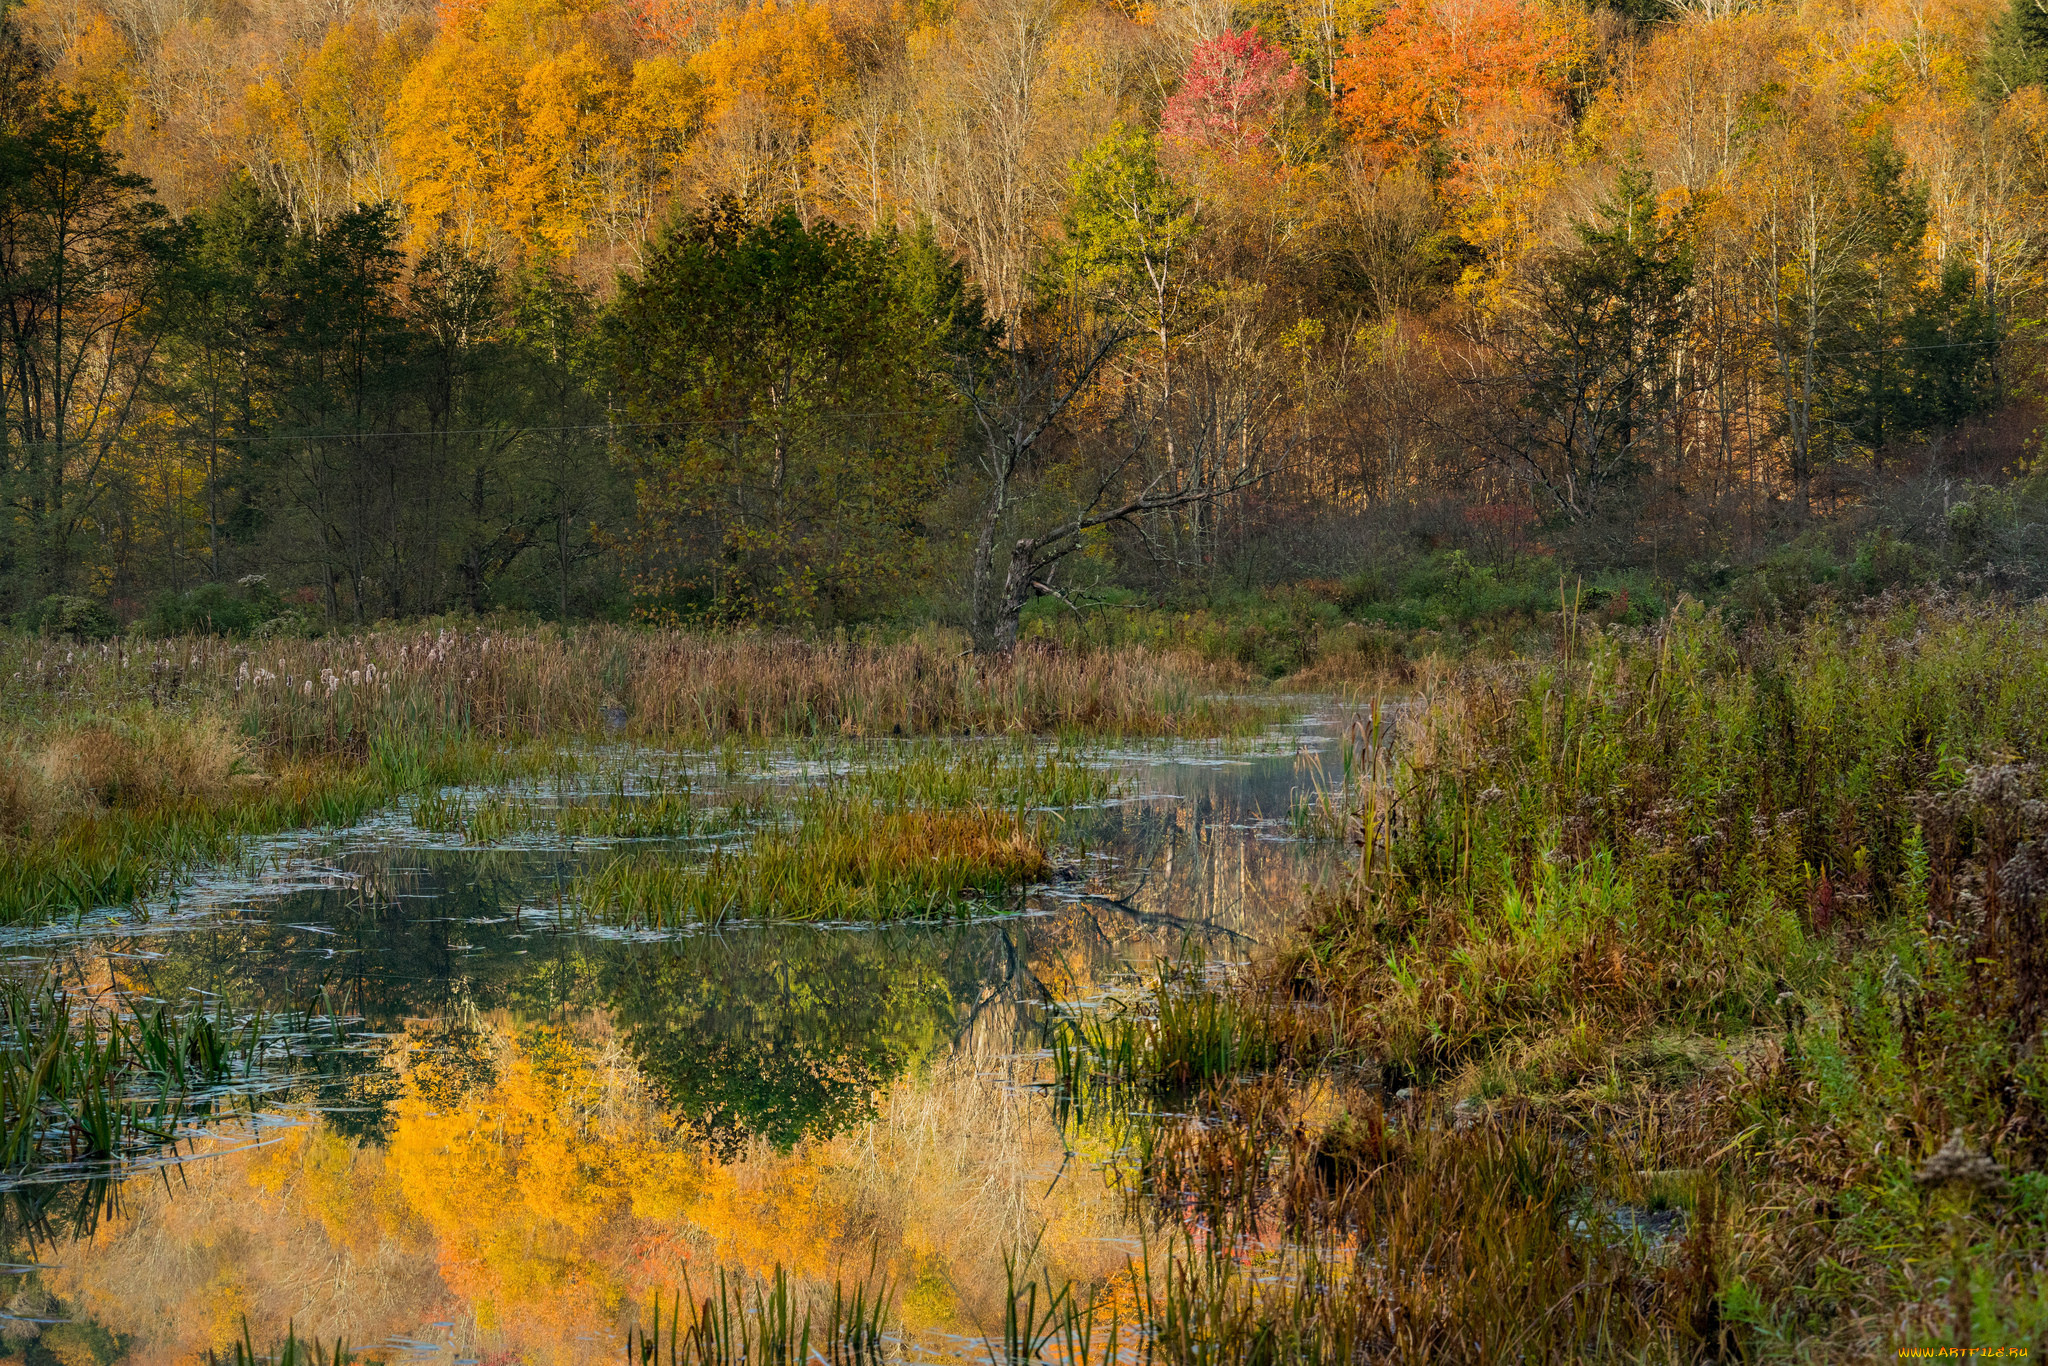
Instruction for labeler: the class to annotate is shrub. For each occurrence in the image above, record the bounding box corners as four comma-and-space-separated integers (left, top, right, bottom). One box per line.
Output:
21, 595, 118, 640
143, 578, 285, 638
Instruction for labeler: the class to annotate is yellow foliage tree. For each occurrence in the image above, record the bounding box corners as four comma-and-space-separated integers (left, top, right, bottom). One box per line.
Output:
688, 0, 850, 213
507, 41, 628, 253
388, 35, 523, 250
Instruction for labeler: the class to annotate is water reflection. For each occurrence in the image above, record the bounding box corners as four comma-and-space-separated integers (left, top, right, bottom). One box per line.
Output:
18, 1022, 1140, 1363
0, 718, 1353, 1360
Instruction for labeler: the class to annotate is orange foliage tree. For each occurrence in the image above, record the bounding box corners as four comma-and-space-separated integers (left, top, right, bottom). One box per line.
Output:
1334, 0, 1576, 176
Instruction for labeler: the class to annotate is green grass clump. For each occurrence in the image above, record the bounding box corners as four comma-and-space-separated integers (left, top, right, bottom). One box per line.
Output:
0, 977, 262, 1173
837, 742, 1112, 810
554, 791, 708, 838
1048, 960, 1277, 1110
579, 798, 1048, 925
627, 1265, 890, 1366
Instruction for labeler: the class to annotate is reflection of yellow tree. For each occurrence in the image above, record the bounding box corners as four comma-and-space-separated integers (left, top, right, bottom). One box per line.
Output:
46, 1011, 1143, 1359
383, 1021, 700, 1332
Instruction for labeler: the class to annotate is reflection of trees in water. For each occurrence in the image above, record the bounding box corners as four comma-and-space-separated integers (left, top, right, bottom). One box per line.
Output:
8, 1019, 1139, 1360
118, 847, 568, 1021
1053, 790, 1334, 950
74, 775, 1335, 1152
603, 930, 972, 1155
602, 822, 1316, 1155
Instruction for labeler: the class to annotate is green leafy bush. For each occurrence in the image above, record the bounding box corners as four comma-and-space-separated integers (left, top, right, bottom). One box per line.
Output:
143, 578, 286, 638
20, 595, 119, 640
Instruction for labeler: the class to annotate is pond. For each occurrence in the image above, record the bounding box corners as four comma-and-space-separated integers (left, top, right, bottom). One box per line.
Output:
0, 705, 1356, 1364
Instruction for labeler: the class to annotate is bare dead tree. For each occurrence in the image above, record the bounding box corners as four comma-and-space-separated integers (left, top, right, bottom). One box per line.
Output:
955, 320, 1265, 652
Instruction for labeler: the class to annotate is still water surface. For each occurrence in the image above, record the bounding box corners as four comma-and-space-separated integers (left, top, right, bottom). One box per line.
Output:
1, 707, 1353, 1364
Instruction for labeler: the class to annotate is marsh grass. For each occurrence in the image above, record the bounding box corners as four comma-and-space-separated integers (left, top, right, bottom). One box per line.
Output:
0, 626, 1165, 923
1048, 959, 1277, 1118
625, 1265, 890, 1366
1, 627, 1275, 760
0, 730, 545, 922
1067, 595, 2048, 1358
580, 800, 1048, 924
0, 977, 262, 1173
1286, 697, 1397, 849
840, 743, 1112, 810
0, 708, 1109, 927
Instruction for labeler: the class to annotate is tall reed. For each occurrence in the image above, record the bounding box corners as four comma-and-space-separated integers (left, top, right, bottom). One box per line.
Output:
1047, 957, 1277, 1119
0, 977, 262, 1173
3, 627, 1274, 760
626, 1265, 890, 1366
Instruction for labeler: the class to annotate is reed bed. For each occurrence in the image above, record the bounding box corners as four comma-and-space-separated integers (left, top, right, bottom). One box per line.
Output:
0, 623, 1212, 922
1047, 959, 1278, 1119
625, 1266, 890, 1366
1, 626, 1272, 759
0, 977, 260, 1174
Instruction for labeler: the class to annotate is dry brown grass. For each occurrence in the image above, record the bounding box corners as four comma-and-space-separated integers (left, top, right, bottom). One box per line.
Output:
37, 713, 246, 809
2, 626, 1275, 758
0, 712, 248, 837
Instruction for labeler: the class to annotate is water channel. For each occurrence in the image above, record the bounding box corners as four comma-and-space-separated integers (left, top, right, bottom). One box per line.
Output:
0, 704, 1355, 1364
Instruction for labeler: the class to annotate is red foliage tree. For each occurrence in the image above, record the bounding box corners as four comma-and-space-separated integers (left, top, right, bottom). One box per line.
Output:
1160, 29, 1303, 162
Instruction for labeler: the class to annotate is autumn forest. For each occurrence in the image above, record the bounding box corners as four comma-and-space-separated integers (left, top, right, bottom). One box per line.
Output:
2, 0, 2046, 636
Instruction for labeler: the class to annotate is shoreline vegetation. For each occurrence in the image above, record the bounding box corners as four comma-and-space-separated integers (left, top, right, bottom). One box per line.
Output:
0, 628, 1275, 925
1025, 591, 2048, 1359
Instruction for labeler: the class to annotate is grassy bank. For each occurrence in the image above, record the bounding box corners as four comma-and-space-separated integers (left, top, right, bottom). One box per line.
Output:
0, 718, 542, 921
2, 625, 1274, 754
1044, 595, 2048, 1360
0, 626, 1248, 924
